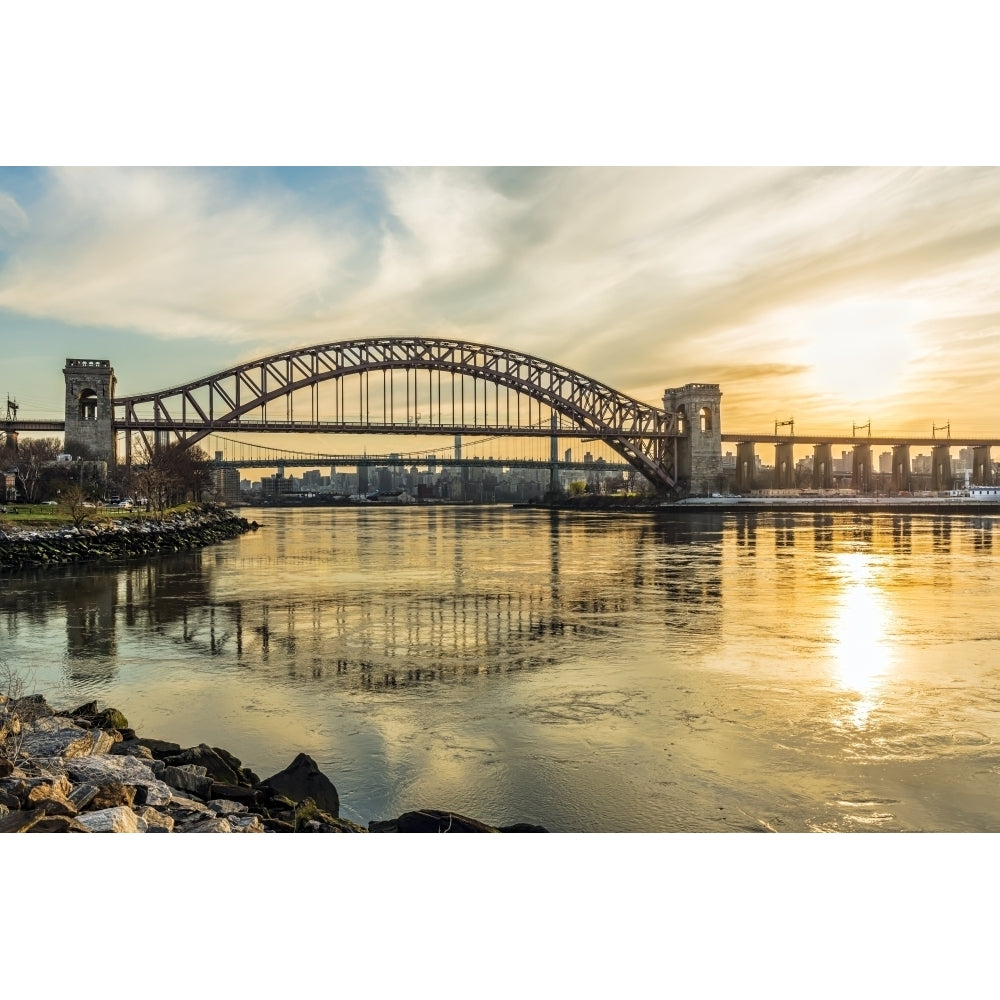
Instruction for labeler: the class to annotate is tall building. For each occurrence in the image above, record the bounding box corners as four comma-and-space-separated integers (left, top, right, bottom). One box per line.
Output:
212, 466, 241, 506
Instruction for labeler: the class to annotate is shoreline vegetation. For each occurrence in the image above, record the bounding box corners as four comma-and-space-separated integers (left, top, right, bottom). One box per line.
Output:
0, 689, 546, 832
0, 503, 259, 572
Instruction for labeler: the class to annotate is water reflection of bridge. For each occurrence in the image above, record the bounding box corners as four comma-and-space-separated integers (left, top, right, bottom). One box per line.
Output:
0, 515, 726, 689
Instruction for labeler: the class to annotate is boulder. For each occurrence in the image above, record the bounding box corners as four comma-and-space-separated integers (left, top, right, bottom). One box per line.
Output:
136, 806, 175, 833
109, 741, 154, 761
59, 753, 172, 807
68, 784, 100, 810
19, 717, 113, 760
210, 746, 260, 786
184, 816, 232, 833
229, 814, 266, 833
164, 745, 241, 785
26, 784, 78, 816
0, 807, 47, 833
76, 806, 147, 833
160, 766, 214, 799
135, 738, 182, 759
369, 809, 499, 833
88, 782, 137, 810
207, 798, 248, 815
258, 754, 340, 817
27, 815, 91, 833
93, 708, 129, 732
208, 782, 260, 807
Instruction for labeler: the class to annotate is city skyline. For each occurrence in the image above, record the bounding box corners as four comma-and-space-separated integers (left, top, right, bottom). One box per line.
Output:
3, 166, 1000, 441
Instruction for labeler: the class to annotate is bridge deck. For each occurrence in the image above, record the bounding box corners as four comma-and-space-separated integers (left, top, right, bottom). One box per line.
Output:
723, 434, 999, 447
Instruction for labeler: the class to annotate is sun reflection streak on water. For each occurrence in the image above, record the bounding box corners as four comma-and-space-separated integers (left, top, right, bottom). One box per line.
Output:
830, 552, 895, 727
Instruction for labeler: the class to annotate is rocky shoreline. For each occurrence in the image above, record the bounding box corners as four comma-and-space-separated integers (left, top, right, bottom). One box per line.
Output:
0, 504, 258, 572
0, 693, 547, 833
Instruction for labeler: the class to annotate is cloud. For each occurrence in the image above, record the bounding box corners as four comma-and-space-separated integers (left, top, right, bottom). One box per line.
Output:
0, 168, 358, 341
0, 191, 29, 235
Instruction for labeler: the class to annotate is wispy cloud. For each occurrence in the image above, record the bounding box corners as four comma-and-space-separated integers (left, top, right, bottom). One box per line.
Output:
0, 168, 357, 340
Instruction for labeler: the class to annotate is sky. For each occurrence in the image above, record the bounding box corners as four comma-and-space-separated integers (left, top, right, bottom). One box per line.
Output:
3, 165, 1000, 444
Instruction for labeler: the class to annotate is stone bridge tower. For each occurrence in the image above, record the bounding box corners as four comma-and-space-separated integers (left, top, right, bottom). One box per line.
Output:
63, 359, 117, 465
662, 383, 723, 496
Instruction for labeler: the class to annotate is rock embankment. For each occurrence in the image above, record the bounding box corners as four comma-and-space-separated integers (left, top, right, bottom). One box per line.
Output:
0, 694, 546, 833
0, 505, 258, 572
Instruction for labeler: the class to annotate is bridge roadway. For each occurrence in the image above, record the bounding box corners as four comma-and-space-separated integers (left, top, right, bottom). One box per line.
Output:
723, 433, 1000, 447
10, 420, 997, 450
211, 455, 627, 472
3, 418, 671, 439
3, 419, 65, 433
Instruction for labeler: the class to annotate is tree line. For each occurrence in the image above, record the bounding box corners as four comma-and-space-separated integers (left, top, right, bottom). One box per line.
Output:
1, 435, 212, 511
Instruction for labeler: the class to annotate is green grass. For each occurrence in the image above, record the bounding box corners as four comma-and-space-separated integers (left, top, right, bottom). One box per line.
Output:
0, 502, 197, 530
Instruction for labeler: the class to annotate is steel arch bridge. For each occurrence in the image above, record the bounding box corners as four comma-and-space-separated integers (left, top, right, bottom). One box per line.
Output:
113, 337, 683, 490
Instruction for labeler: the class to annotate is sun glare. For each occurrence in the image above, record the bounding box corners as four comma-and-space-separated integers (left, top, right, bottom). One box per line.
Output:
829, 553, 895, 727
803, 297, 918, 406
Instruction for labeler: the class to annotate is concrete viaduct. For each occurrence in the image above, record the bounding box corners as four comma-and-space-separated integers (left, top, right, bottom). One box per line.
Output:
724, 434, 997, 492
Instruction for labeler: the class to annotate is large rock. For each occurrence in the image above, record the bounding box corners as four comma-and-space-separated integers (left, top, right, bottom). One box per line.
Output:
207, 798, 248, 815
135, 738, 182, 759
0, 807, 46, 833
229, 814, 266, 833
1, 806, 90, 833
77, 806, 147, 833
183, 816, 232, 833
160, 765, 214, 799
18, 717, 114, 760
258, 754, 340, 817
93, 708, 129, 731
55, 753, 173, 807
28, 815, 91, 833
208, 782, 260, 808
164, 745, 241, 785
26, 783, 78, 816
88, 782, 137, 810
369, 809, 499, 833
110, 741, 154, 761
137, 806, 175, 833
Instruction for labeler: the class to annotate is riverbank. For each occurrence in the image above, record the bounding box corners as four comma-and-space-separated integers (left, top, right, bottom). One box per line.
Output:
0, 691, 547, 832
0, 504, 258, 572
518, 495, 1000, 515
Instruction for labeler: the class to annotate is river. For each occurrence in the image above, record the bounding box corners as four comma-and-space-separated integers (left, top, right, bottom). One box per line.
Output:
3, 504, 1000, 831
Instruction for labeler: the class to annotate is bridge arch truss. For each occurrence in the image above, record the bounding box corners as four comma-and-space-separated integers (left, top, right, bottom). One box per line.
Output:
115, 337, 682, 490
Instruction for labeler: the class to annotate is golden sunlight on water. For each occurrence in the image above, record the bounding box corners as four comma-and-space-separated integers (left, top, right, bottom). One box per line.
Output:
829, 552, 895, 727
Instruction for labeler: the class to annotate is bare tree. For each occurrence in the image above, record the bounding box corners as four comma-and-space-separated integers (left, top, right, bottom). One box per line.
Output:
133, 440, 211, 513
58, 484, 94, 528
1, 660, 42, 763
11, 437, 62, 502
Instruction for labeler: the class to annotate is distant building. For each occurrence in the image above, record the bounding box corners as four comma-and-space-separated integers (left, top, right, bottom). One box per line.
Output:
212, 466, 241, 506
